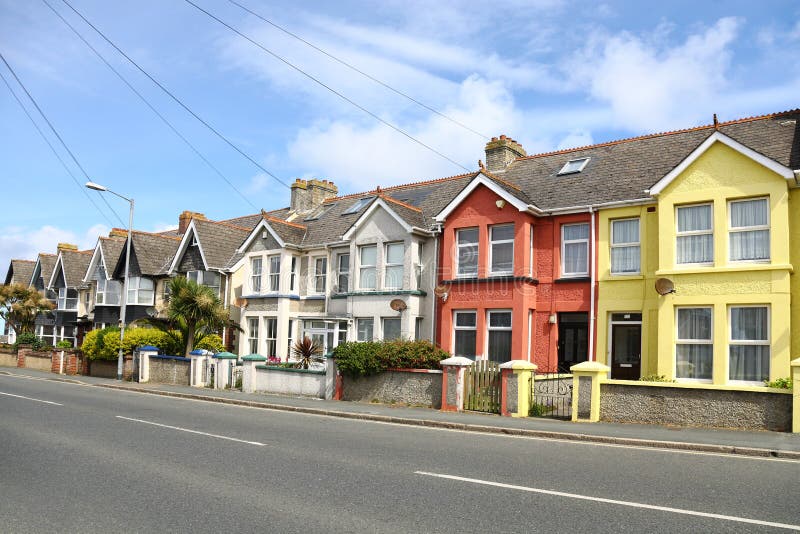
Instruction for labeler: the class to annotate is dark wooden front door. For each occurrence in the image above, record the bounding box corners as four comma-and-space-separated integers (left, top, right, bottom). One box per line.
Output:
557, 312, 588, 371
611, 323, 641, 380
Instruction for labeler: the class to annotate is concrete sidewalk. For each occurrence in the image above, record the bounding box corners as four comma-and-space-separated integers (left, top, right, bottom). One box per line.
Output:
3, 367, 799, 459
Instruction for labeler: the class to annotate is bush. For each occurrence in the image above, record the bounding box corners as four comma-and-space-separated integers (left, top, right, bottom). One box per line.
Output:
639, 374, 675, 383
14, 332, 43, 351
82, 326, 181, 360
195, 334, 224, 353
764, 377, 792, 389
55, 340, 73, 349
333, 339, 446, 378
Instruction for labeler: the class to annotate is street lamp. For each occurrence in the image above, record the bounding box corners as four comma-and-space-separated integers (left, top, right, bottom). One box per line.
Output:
86, 181, 134, 381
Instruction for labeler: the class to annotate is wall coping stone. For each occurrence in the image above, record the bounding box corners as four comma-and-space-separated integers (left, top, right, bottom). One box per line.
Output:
151, 355, 191, 362
605, 378, 792, 394
242, 354, 267, 361
499, 360, 537, 370
440, 356, 473, 367
571, 361, 610, 373
386, 368, 443, 374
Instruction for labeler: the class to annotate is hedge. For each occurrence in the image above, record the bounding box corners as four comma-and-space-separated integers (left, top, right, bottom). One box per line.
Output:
332, 339, 447, 378
81, 327, 222, 360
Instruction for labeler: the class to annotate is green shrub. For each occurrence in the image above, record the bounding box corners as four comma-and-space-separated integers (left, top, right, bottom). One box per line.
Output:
764, 377, 792, 389
82, 326, 181, 360
55, 340, 73, 349
639, 374, 675, 383
333, 339, 446, 378
195, 334, 224, 353
14, 332, 43, 351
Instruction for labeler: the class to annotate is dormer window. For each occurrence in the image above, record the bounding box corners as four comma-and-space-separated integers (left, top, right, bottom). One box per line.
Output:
557, 157, 590, 175
343, 197, 373, 215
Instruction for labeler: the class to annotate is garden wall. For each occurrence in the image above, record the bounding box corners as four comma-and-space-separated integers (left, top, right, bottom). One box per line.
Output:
600, 381, 792, 431
148, 356, 191, 385
16, 347, 53, 372
342, 369, 443, 408
253, 365, 327, 398
88, 355, 134, 380
0, 348, 16, 367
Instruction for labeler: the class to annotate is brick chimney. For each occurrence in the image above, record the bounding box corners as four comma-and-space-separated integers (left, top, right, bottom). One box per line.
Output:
178, 211, 207, 234
290, 178, 338, 214
57, 243, 78, 252
484, 135, 526, 173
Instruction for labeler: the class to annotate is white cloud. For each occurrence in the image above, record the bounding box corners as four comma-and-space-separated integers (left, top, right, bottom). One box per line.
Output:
0, 224, 107, 279
566, 17, 742, 131
247, 173, 271, 194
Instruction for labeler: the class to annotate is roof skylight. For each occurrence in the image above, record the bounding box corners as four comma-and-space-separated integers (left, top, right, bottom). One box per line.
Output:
557, 157, 590, 175
342, 197, 373, 215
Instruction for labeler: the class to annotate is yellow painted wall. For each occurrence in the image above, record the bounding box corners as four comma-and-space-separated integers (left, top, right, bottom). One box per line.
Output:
596, 205, 659, 377
791, 188, 800, 361
652, 142, 793, 384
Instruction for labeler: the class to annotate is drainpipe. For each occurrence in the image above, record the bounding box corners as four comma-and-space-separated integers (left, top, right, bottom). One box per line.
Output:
430, 224, 442, 343
588, 206, 596, 361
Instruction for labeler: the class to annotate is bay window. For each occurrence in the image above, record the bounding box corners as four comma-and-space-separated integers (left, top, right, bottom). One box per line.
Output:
729, 306, 769, 383
456, 228, 478, 277
489, 224, 514, 275
290, 257, 298, 291
357, 318, 373, 341
57, 288, 78, 311
265, 317, 278, 358
187, 270, 221, 297
359, 245, 377, 289
384, 243, 404, 289
561, 223, 589, 276
247, 317, 259, 354
268, 255, 281, 292
127, 276, 155, 305
487, 310, 512, 362
729, 198, 769, 262
313, 257, 327, 293
453, 310, 476, 359
382, 317, 401, 340
675, 307, 713, 380
610, 218, 640, 274
96, 276, 121, 305
337, 253, 350, 292
250, 257, 262, 293
676, 204, 713, 264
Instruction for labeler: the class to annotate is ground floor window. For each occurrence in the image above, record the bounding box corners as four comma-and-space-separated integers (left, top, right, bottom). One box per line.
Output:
302, 320, 347, 355
37, 325, 55, 346
453, 310, 476, 358
729, 306, 769, 383
357, 318, 373, 341
286, 319, 294, 358
382, 317, 401, 340
265, 318, 277, 358
247, 317, 259, 354
487, 310, 511, 362
675, 307, 713, 380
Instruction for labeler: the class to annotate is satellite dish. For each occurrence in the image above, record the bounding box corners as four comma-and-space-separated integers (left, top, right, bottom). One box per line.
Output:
390, 299, 407, 312
433, 285, 448, 297
234, 297, 247, 309
655, 278, 676, 296
145, 306, 158, 317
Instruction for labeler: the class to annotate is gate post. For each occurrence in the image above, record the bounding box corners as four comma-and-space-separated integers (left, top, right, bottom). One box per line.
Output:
499, 360, 537, 417
791, 358, 800, 433
241, 354, 266, 393
137, 346, 160, 383
570, 361, 610, 422
440, 357, 473, 412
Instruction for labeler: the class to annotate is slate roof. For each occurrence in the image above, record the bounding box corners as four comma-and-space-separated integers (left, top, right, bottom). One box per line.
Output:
4, 259, 35, 286
498, 109, 800, 211
111, 231, 181, 276
37, 253, 57, 287
191, 219, 251, 270
99, 237, 125, 273
58, 249, 93, 288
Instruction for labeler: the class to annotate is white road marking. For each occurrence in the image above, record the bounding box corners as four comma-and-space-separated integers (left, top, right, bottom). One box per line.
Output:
115, 416, 265, 446
415, 471, 800, 531
0, 390, 63, 405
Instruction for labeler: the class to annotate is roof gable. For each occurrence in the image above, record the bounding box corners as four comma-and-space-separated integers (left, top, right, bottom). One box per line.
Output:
434, 172, 533, 222
169, 221, 209, 274
341, 198, 417, 240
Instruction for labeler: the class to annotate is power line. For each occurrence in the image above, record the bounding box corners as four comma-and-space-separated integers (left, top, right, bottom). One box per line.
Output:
59, 0, 291, 190
0, 54, 120, 227
226, 0, 490, 140
41, 0, 258, 211
181, 0, 471, 173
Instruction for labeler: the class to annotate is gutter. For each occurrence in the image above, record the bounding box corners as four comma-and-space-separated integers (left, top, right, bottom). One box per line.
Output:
588, 207, 596, 362
540, 197, 655, 215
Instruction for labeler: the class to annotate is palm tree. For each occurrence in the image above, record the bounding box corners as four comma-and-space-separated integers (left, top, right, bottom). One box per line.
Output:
141, 276, 239, 357
291, 336, 323, 369
0, 283, 55, 335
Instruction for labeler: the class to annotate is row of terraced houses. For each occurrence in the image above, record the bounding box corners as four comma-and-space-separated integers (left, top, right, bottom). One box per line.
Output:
4, 110, 800, 388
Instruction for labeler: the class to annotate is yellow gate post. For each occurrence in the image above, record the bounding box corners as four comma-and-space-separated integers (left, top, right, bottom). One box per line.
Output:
570, 361, 610, 422
499, 360, 537, 417
791, 358, 800, 433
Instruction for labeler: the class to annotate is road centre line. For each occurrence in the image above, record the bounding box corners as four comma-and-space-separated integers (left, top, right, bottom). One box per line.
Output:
0, 390, 63, 406
115, 416, 266, 446
415, 471, 800, 531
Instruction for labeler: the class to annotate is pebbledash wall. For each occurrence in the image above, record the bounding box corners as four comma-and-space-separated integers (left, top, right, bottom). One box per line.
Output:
599, 381, 792, 431
148, 355, 191, 385
341, 369, 442, 408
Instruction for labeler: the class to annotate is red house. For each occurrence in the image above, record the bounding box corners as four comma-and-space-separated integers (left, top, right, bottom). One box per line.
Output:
434, 137, 595, 372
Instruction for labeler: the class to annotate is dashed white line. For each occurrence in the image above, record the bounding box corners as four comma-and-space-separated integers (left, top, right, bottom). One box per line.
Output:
415, 471, 800, 531
115, 416, 265, 446
0, 390, 63, 405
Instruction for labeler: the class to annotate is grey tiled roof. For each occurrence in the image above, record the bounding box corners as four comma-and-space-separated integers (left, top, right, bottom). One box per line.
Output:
39, 254, 57, 287
123, 232, 182, 276
60, 250, 93, 288
499, 110, 800, 211
100, 238, 125, 272
4, 259, 35, 286
191, 219, 251, 270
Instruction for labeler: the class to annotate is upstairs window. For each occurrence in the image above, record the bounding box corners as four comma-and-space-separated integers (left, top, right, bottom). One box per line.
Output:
290, 257, 298, 291
456, 228, 478, 277
676, 204, 713, 264
57, 288, 78, 311
268, 255, 281, 292
359, 245, 377, 289
127, 276, 154, 305
561, 223, 589, 277
187, 270, 220, 297
313, 257, 327, 293
610, 218, 640, 274
557, 157, 590, 175
96, 266, 121, 306
337, 253, 350, 293
384, 242, 404, 289
489, 224, 514, 275
729, 198, 769, 262
250, 258, 262, 293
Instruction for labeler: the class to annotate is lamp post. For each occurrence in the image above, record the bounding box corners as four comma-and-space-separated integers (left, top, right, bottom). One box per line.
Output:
86, 181, 133, 381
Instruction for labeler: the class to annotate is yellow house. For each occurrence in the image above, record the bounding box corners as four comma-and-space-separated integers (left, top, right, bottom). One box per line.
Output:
597, 128, 798, 386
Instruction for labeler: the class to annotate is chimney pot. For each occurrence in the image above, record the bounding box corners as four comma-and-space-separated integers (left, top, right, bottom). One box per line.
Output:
484, 134, 526, 173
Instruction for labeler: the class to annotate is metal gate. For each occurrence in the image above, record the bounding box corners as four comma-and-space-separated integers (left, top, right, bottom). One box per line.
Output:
530, 366, 572, 419
465, 360, 501, 413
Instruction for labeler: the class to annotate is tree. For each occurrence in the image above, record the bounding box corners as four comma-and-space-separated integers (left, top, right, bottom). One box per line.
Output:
139, 276, 239, 357
291, 336, 323, 369
0, 283, 55, 335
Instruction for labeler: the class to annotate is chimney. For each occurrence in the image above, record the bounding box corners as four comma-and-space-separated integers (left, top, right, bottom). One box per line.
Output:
290, 178, 338, 214
108, 228, 128, 238
484, 135, 526, 173
57, 243, 78, 252
178, 211, 207, 234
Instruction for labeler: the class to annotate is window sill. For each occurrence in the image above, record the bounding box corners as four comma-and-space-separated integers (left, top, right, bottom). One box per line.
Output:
604, 274, 644, 280
331, 289, 427, 299
442, 276, 538, 285
656, 263, 793, 276
554, 276, 590, 283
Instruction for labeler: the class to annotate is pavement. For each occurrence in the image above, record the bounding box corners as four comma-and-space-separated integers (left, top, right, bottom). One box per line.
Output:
3, 366, 799, 459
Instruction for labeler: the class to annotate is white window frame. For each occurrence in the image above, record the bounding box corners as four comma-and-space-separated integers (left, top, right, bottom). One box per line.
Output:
289, 257, 298, 292
313, 256, 327, 294
264, 317, 278, 358
486, 309, 512, 362
456, 227, 479, 278
561, 223, 590, 277
127, 276, 155, 305
359, 245, 377, 290
356, 317, 374, 341
337, 253, 350, 293
675, 306, 713, 383
676, 203, 714, 265
528, 224, 534, 277
453, 310, 477, 358
187, 270, 221, 297
250, 257, 262, 293
557, 157, 590, 175
610, 217, 641, 275
728, 197, 770, 263
728, 305, 770, 385
384, 242, 404, 289
57, 287, 78, 311
247, 317, 259, 355
96, 276, 121, 306
268, 255, 281, 292
489, 224, 514, 276
381, 317, 402, 340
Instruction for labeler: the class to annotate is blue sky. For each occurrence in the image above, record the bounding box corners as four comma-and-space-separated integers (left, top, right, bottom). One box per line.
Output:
1, 0, 799, 276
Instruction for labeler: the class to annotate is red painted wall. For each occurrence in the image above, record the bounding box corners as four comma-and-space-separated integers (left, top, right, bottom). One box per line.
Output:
436, 185, 593, 371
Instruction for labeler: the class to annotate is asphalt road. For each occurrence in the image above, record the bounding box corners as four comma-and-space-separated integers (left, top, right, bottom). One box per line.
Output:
1, 373, 799, 533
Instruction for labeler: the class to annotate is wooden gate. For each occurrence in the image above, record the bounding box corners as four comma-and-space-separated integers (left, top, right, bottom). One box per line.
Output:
464, 360, 501, 413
